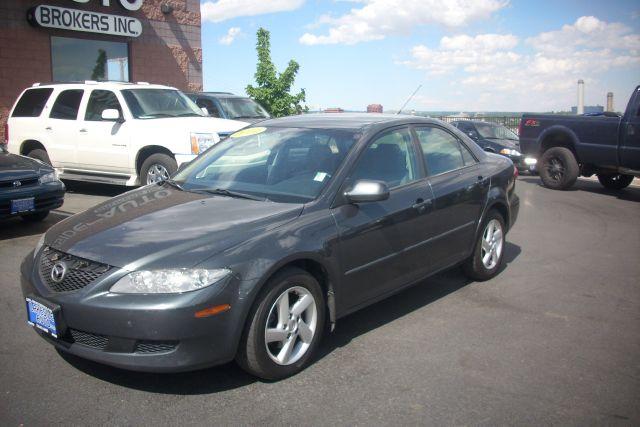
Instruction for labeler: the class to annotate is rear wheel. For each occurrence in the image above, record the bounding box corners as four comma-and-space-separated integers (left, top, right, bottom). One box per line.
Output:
236, 267, 325, 380
539, 147, 579, 190
463, 210, 506, 281
597, 173, 634, 190
140, 153, 177, 185
26, 148, 51, 165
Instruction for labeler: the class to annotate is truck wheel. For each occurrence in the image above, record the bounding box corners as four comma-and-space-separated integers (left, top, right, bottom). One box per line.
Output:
27, 149, 51, 165
140, 153, 177, 185
539, 147, 579, 190
597, 173, 634, 190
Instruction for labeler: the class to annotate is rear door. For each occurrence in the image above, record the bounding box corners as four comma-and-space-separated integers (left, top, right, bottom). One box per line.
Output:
415, 125, 488, 271
333, 126, 435, 311
619, 87, 640, 170
76, 89, 130, 173
45, 89, 84, 168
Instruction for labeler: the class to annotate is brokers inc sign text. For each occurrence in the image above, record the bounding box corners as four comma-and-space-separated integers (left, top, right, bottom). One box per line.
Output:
28, 4, 142, 37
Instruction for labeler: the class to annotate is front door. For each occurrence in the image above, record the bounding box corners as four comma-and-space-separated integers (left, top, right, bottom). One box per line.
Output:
619, 87, 640, 170
76, 89, 130, 173
45, 89, 84, 168
332, 126, 435, 312
415, 126, 489, 272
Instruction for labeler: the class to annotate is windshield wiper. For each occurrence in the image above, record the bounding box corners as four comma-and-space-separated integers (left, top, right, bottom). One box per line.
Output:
176, 113, 203, 117
161, 179, 185, 191
233, 115, 266, 119
138, 113, 175, 119
198, 188, 266, 201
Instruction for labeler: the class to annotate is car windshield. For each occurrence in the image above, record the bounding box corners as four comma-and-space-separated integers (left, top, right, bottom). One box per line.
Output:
121, 89, 204, 119
218, 97, 270, 120
173, 126, 358, 203
475, 123, 519, 140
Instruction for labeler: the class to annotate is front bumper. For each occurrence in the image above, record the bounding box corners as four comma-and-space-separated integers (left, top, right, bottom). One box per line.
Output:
20, 251, 253, 372
0, 181, 64, 219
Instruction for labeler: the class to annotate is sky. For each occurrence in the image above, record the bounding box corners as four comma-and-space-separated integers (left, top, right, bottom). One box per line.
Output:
200, 0, 640, 112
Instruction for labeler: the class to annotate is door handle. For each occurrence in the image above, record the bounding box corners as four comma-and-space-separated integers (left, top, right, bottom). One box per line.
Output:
79, 129, 88, 133
45, 126, 52, 131
412, 198, 432, 213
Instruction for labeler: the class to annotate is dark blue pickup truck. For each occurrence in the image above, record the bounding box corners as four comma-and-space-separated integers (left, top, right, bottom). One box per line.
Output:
519, 86, 640, 190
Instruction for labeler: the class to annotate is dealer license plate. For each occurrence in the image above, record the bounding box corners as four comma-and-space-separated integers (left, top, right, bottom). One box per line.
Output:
11, 198, 35, 214
26, 297, 58, 338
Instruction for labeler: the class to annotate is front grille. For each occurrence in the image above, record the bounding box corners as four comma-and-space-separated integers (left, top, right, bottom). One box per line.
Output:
135, 341, 178, 354
39, 247, 112, 293
0, 176, 39, 188
69, 329, 108, 350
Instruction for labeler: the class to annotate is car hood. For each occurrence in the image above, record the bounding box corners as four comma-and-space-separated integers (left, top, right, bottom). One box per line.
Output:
0, 152, 48, 180
44, 185, 303, 269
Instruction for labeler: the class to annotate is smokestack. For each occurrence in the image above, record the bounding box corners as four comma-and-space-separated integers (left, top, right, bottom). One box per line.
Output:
606, 92, 614, 112
577, 79, 584, 115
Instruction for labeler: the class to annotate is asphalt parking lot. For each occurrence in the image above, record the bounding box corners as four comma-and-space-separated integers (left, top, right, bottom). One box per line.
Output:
1, 177, 639, 425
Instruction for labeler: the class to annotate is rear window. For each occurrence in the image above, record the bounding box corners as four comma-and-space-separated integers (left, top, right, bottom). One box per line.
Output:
50, 89, 84, 120
11, 88, 54, 117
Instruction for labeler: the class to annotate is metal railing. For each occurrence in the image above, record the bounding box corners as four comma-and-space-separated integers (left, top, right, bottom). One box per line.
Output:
435, 116, 522, 135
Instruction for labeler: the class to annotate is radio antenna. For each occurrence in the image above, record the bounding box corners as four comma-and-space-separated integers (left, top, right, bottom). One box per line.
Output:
397, 84, 422, 115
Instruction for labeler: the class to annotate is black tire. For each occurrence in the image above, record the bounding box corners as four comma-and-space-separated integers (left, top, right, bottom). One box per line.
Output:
139, 153, 177, 185
236, 267, 325, 380
463, 210, 506, 281
597, 173, 634, 190
539, 146, 579, 190
21, 211, 49, 222
27, 148, 51, 165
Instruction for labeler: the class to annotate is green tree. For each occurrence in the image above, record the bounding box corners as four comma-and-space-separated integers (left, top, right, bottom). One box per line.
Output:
246, 28, 307, 117
91, 49, 107, 80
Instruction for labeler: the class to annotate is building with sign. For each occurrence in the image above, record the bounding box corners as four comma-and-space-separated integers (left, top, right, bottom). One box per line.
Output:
0, 0, 203, 142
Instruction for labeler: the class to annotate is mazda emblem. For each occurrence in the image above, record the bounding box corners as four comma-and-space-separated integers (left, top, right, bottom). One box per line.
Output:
13, 180, 21, 187
51, 262, 67, 283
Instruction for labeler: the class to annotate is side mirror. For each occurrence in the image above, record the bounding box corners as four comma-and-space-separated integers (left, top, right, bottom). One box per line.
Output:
200, 107, 209, 116
102, 109, 123, 122
345, 180, 390, 203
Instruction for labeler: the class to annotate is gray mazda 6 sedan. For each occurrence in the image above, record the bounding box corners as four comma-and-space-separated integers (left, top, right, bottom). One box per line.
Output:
21, 114, 519, 379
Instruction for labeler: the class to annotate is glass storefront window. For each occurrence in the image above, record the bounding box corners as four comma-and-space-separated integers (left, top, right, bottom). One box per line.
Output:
51, 36, 129, 82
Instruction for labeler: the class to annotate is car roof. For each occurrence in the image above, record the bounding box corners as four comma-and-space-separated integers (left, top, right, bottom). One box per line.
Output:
258, 113, 440, 130
187, 92, 246, 99
27, 81, 177, 91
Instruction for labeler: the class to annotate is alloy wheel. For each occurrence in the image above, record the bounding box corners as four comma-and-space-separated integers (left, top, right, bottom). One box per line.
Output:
146, 164, 170, 184
545, 157, 565, 182
264, 286, 318, 366
481, 219, 504, 270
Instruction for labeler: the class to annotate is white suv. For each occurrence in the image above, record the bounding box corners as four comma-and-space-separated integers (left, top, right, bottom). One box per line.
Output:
6, 82, 247, 186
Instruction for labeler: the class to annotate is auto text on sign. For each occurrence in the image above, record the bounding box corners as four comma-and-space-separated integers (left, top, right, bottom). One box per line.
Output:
28, 4, 142, 37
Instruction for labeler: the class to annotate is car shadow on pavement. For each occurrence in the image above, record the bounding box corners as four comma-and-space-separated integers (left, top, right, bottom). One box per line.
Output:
0, 212, 68, 240
58, 242, 521, 393
63, 180, 128, 197
518, 176, 640, 202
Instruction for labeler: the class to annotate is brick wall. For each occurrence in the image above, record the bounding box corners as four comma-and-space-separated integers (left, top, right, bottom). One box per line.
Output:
0, 0, 202, 142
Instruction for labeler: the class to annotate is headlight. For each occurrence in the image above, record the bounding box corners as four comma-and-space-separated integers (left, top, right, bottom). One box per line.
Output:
190, 133, 219, 155
39, 170, 58, 184
499, 148, 521, 156
110, 268, 231, 294
34, 234, 45, 259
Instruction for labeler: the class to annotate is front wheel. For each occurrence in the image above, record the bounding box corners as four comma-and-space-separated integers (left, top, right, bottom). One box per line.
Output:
463, 211, 506, 281
27, 149, 51, 165
236, 267, 325, 380
140, 153, 177, 185
597, 173, 634, 190
539, 147, 579, 190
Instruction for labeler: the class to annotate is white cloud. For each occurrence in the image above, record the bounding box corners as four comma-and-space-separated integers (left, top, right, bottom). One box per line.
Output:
202, 0, 304, 23
400, 16, 640, 110
299, 0, 507, 45
219, 27, 242, 45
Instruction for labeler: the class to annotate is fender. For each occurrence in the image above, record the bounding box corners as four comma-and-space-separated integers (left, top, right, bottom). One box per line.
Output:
536, 125, 580, 158
474, 183, 510, 244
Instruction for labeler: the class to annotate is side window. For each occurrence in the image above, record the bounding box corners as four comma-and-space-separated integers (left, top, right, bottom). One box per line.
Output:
49, 90, 83, 120
460, 142, 477, 165
84, 90, 122, 121
197, 98, 221, 118
415, 127, 466, 175
12, 88, 54, 117
349, 127, 419, 188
